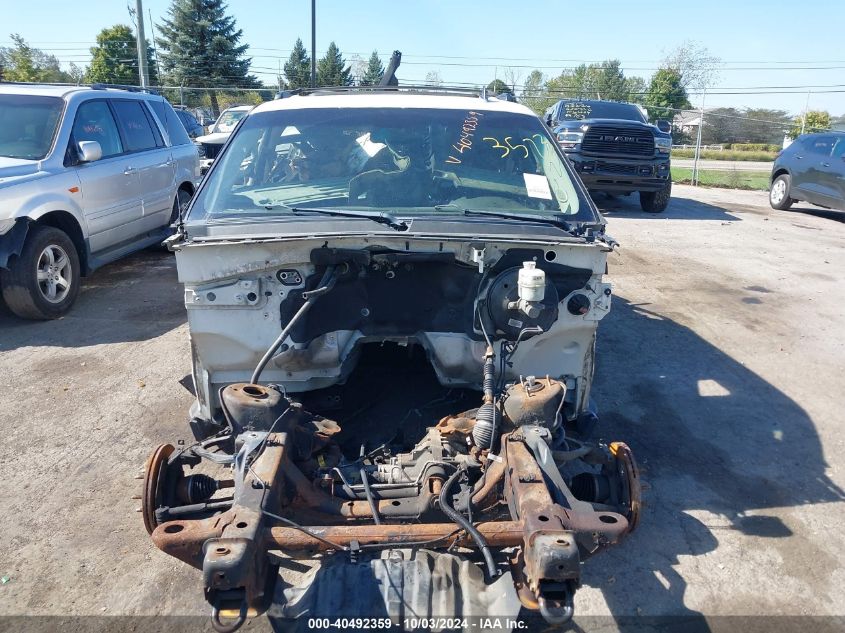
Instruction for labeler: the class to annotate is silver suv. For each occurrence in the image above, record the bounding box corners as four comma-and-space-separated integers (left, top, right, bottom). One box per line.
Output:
0, 84, 200, 319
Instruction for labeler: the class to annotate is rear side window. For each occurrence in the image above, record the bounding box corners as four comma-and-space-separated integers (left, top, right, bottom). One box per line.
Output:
150, 100, 192, 146
72, 100, 124, 158
806, 136, 835, 156
112, 100, 159, 152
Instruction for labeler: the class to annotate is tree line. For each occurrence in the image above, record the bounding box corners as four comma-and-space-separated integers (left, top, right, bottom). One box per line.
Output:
0, 0, 380, 114
1, 7, 842, 137
512, 42, 842, 143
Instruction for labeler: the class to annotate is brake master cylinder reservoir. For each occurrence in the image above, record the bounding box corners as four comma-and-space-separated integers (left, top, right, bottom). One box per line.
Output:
519, 261, 546, 302
510, 261, 546, 318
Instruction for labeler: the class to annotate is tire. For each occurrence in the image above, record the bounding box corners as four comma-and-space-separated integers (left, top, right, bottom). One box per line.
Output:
156, 189, 192, 251
169, 188, 192, 226
769, 174, 794, 210
0, 225, 81, 320
639, 181, 672, 213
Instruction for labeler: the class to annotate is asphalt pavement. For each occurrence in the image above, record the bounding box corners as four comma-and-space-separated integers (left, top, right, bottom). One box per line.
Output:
0, 185, 842, 631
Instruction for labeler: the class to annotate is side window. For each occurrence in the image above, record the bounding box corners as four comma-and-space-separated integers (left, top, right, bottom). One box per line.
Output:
150, 100, 192, 146
832, 138, 845, 160
806, 136, 835, 156
112, 100, 158, 152
71, 100, 124, 158
142, 102, 165, 147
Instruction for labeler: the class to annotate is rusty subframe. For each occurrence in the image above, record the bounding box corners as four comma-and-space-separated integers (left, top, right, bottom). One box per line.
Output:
150, 427, 632, 620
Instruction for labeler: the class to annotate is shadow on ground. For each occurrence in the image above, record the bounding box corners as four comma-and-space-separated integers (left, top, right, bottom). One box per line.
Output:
0, 249, 185, 352
788, 205, 845, 224
593, 192, 741, 222
581, 295, 844, 627
264, 294, 842, 631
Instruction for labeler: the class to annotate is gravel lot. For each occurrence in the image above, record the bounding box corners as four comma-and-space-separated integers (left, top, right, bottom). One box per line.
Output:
1, 185, 843, 629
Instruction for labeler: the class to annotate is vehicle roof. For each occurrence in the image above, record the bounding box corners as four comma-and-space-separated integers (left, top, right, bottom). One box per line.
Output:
556, 98, 638, 106
0, 83, 162, 101
800, 130, 845, 137
251, 92, 536, 116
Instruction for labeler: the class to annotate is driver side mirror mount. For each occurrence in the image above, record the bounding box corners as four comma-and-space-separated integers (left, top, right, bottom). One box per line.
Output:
656, 120, 671, 134
77, 140, 103, 163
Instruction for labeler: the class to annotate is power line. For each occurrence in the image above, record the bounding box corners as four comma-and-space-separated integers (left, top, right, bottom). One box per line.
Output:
6, 41, 845, 65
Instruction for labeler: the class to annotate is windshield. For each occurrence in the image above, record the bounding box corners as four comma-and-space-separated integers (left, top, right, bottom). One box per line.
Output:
190, 106, 592, 225
0, 95, 64, 160
212, 109, 248, 133
559, 100, 645, 123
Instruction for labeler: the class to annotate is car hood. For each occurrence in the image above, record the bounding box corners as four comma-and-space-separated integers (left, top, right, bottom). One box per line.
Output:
0, 157, 44, 188
195, 131, 231, 145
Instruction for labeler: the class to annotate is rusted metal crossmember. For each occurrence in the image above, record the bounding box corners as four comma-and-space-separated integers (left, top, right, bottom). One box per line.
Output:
153, 516, 526, 566
150, 427, 631, 624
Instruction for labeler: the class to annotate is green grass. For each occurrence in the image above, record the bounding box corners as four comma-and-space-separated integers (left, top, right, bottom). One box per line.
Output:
671, 149, 778, 161
672, 167, 771, 191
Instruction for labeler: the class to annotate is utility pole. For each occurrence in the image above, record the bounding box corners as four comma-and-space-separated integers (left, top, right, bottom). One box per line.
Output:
310, 0, 317, 88
692, 89, 707, 187
135, 0, 150, 88
800, 90, 811, 135
148, 8, 162, 85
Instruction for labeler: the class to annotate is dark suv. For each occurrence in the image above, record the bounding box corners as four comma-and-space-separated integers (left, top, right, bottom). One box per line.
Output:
769, 132, 845, 211
545, 99, 673, 212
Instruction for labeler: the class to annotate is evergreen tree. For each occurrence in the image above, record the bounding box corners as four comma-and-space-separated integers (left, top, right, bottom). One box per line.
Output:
283, 38, 311, 89
156, 0, 259, 113
87, 25, 158, 86
316, 42, 352, 87
360, 50, 384, 86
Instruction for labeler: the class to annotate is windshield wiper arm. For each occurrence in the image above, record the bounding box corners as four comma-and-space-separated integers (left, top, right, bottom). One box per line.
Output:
434, 205, 578, 235
282, 206, 409, 232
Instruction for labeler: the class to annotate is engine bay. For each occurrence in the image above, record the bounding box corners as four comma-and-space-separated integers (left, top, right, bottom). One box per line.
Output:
139, 230, 637, 631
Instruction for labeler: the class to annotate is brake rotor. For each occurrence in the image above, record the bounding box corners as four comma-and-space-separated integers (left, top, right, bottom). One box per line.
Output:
142, 443, 175, 535
609, 441, 641, 533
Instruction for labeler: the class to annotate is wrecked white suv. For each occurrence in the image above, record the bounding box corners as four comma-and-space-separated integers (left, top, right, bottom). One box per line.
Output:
142, 88, 639, 631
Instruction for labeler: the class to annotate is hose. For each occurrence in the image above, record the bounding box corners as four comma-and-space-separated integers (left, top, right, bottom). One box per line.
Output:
438, 467, 498, 580
250, 266, 337, 384
360, 467, 382, 525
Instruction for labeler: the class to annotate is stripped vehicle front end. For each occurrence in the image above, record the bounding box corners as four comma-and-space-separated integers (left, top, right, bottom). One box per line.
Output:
141, 92, 639, 630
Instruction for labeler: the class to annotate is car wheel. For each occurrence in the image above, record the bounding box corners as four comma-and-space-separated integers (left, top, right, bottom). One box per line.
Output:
169, 188, 192, 226
769, 174, 794, 210
639, 181, 672, 213
0, 225, 81, 320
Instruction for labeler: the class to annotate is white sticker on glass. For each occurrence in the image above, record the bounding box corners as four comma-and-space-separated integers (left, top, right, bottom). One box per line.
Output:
523, 173, 553, 199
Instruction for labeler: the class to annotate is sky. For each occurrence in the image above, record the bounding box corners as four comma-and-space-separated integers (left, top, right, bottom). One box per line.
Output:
2, 0, 844, 116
